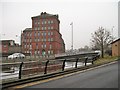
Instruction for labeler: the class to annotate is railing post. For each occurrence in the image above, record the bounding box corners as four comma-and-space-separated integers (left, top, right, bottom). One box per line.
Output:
75, 58, 79, 68
44, 60, 49, 74
19, 62, 23, 79
92, 57, 94, 65
85, 57, 88, 66
62, 59, 66, 71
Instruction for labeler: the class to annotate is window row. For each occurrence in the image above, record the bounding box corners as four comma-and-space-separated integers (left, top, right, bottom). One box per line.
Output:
23, 32, 54, 39
34, 20, 54, 25
34, 32, 54, 36
24, 50, 54, 55
24, 33, 32, 37
24, 44, 52, 49
23, 38, 54, 42
34, 26, 53, 30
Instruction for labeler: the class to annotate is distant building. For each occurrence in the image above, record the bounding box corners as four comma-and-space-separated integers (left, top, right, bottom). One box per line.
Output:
111, 38, 120, 57
21, 12, 65, 56
0, 40, 21, 57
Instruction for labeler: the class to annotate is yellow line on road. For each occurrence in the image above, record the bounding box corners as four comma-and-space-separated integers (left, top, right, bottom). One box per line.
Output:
12, 72, 78, 89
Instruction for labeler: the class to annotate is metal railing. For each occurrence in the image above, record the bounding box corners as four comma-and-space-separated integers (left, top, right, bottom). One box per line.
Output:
1, 53, 100, 83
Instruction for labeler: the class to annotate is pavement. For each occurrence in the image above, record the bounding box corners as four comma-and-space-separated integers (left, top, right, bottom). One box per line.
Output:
13, 61, 118, 89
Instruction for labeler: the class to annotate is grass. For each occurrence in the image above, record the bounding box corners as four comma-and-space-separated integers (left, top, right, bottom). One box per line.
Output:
94, 55, 119, 65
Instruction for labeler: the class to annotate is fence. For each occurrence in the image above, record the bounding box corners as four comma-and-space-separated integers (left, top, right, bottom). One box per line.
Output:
1, 53, 100, 83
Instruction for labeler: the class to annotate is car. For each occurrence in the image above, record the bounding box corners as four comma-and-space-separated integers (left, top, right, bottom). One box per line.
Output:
8, 53, 25, 59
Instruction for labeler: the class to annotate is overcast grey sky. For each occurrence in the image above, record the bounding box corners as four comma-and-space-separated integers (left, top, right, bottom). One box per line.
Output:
0, 0, 119, 50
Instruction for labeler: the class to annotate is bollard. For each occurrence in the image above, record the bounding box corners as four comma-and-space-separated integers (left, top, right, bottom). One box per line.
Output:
44, 60, 49, 74
85, 57, 88, 66
19, 62, 23, 79
75, 58, 79, 68
62, 59, 66, 71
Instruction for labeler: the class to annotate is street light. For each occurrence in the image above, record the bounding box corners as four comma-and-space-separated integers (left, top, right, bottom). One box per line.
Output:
111, 26, 114, 42
70, 22, 73, 53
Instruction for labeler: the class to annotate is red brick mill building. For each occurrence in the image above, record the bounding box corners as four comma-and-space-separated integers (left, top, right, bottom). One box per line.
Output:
21, 12, 65, 56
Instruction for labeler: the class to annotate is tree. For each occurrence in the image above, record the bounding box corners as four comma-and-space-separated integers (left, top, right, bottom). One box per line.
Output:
91, 27, 113, 58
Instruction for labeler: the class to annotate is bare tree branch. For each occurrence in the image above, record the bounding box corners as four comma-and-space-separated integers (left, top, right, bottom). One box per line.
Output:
91, 27, 113, 58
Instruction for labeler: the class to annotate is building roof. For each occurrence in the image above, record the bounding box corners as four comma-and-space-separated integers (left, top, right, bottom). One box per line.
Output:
23, 28, 32, 32
111, 38, 120, 44
1, 40, 14, 43
31, 12, 59, 19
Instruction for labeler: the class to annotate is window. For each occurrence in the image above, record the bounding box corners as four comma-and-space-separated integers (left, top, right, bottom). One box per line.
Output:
38, 51, 40, 54
48, 21, 50, 24
48, 27, 50, 30
44, 32, 46, 36
44, 38, 46, 41
42, 21, 44, 24
48, 51, 50, 54
44, 21, 47, 24
35, 50, 37, 54
51, 26, 53, 29
3, 45, 6, 47
41, 45, 43, 48
42, 32, 43, 36
50, 44, 52, 49
38, 27, 40, 30
48, 32, 50, 35
51, 32, 53, 35
27, 45, 29, 48
38, 32, 40, 36
44, 27, 46, 30
41, 44, 46, 48
35, 27, 37, 30
51, 38, 53, 41
44, 44, 46, 48
38, 38, 40, 42
27, 33, 29, 36
42, 20, 46, 24
42, 27, 44, 30
42, 32, 46, 36
34, 32, 37, 37
34, 21, 37, 25
24, 45, 26, 48
51, 20, 53, 23
48, 38, 51, 41
30, 44, 32, 49
35, 38, 37, 42
38, 22, 40, 24
51, 50, 53, 54
30, 33, 32, 37
30, 38, 32, 42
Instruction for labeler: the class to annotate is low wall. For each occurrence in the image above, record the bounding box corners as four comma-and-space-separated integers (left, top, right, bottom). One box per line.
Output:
22, 64, 62, 75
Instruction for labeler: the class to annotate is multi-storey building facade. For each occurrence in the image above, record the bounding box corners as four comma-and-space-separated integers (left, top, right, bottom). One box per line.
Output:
21, 12, 65, 56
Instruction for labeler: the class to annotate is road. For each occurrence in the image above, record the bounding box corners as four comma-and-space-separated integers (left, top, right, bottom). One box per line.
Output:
23, 62, 118, 88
